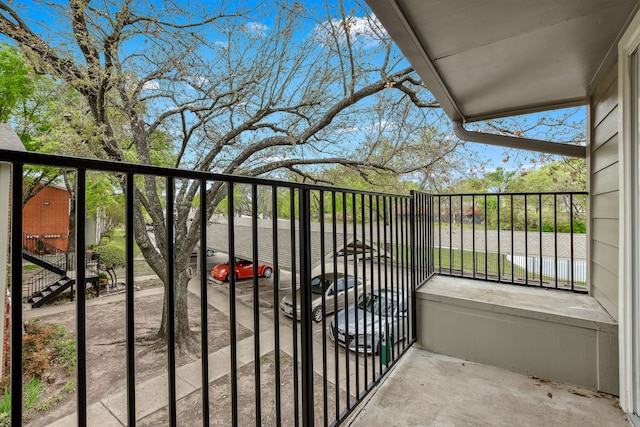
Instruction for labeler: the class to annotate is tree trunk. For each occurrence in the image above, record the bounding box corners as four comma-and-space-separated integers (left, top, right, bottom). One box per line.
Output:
157, 260, 194, 349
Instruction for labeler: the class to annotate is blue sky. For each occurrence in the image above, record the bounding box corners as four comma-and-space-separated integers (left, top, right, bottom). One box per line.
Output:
5, 0, 587, 181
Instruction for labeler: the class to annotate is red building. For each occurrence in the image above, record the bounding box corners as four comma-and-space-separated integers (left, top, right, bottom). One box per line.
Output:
22, 184, 71, 252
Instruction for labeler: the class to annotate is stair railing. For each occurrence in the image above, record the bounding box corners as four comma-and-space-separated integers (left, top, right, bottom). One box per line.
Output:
26, 269, 64, 299
22, 232, 68, 272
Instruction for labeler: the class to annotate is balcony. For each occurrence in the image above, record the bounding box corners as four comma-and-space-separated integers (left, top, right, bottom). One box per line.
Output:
0, 148, 626, 426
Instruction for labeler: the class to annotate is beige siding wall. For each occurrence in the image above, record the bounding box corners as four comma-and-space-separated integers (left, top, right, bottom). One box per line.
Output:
590, 64, 619, 321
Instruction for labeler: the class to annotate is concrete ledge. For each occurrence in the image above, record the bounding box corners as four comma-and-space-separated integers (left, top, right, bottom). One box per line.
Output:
416, 276, 619, 395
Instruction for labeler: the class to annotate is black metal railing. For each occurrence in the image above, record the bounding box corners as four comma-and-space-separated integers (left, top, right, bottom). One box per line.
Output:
429, 192, 588, 292
3, 149, 432, 427
24, 268, 63, 298
22, 231, 68, 272
3, 149, 590, 426
22, 231, 101, 299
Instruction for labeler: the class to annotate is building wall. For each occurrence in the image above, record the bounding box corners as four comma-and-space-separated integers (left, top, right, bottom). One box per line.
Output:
22, 185, 71, 252
589, 63, 619, 321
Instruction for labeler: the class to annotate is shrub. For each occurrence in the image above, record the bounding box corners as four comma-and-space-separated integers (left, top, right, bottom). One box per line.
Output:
96, 244, 125, 270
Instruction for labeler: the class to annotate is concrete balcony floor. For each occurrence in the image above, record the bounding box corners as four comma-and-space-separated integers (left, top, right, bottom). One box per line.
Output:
347, 347, 630, 426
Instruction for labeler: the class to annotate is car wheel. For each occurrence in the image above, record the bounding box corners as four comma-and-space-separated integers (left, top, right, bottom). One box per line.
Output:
206, 249, 215, 257
312, 306, 323, 323
263, 267, 273, 278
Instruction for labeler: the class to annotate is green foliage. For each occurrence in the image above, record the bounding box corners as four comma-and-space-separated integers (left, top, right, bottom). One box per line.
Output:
23, 377, 43, 410
0, 376, 44, 423
61, 381, 75, 394
0, 44, 33, 122
0, 387, 9, 419
96, 244, 126, 269
54, 340, 77, 376
22, 322, 71, 379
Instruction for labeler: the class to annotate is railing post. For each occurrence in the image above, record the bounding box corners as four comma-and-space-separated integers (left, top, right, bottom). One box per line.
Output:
76, 169, 87, 426
10, 162, 23, 426
299, 188, 314, 426
409, 191, 417, 341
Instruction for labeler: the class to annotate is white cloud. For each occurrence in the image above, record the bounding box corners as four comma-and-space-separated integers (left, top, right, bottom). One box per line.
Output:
312, 15, 387, 48
142, 80, 160, 91
244, 22, 269, 37
262, 155, 290, 163
191, 75, 209, 87
338, 120, 396, 134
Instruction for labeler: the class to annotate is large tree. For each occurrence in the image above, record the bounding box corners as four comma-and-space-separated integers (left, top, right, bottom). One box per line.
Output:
0, 0, 449, 348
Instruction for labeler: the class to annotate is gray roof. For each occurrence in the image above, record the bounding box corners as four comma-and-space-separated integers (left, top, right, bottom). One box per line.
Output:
0, 124, 25, 151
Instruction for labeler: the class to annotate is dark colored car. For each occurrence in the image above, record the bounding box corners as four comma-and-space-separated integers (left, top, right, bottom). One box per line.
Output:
329, 290, 408, 354
279, 272, 364, 322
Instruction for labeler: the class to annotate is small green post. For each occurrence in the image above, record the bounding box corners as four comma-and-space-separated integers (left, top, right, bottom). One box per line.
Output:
381, 322, 392, 366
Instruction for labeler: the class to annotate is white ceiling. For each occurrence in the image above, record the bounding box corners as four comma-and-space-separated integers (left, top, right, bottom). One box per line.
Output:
367, 0, 640, 123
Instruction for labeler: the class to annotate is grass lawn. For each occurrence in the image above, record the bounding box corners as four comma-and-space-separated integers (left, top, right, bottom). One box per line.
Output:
433, 247, 586, 288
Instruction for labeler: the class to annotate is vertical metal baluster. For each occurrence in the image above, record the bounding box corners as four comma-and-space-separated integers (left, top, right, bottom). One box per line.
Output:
570, 193, 575, 290
227, 182, 238, 426
393, 197, 399, 358
271, 185, 282, 426
360, 193, 368, 391
331, 191, 340, 419
510, 195, 514, 283
299, 188, 314, 427
352, 193, 360, 397
166, 177, 177, 427
75, 169, 87, 426
438, 196, 442, 274
289, 189, 299, 426
484, 195, 488, 279
399, 198, 407, 353
460, 195, 464, 276
430, 193, 434, 277
10, 163, 23, 427
368, 194, 375, 381
449, 196, 453, 275
382, 197, 389, 367
497, 195, 501, 282
341, 192, 350, 408
199, 179, 209, 426
375, 196, 382, 373
472, 195, 476, 279
554, 194, 559, 289
539, 194, 543, 287
525, 195, 529, 285
319, 190, 328, 426
125, 173, 137, 426
251, 184, 261, 426
388, 197, 395, 361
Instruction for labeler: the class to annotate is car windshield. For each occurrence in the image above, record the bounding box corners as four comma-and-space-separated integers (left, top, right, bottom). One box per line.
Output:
310, 276, 331, 295
357, 293, 393, 315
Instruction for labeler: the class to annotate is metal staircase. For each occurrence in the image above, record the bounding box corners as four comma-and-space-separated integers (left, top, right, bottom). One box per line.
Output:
22, 233, 100, 308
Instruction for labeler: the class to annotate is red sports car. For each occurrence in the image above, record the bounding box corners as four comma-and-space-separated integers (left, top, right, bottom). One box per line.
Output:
211, 258, 273, 282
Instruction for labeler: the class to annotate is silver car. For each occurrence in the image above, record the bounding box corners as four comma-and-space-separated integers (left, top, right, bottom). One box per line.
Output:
329, 289, 408, 354
280, 272, 364, 323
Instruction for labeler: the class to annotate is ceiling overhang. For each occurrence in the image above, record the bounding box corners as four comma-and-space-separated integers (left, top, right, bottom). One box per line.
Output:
366, 0, 640, 156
